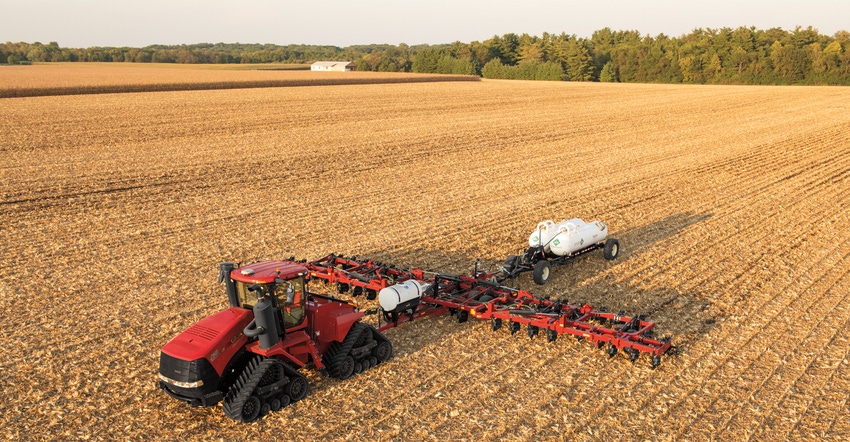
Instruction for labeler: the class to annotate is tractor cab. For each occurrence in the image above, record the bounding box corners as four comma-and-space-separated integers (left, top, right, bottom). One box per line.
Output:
223, 261, 309, 330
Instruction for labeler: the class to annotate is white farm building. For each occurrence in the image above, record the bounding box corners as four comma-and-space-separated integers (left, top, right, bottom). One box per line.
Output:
310, 61, 357, 72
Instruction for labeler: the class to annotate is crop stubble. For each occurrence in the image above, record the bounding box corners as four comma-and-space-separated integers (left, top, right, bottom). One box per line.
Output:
1, 67, 850, 440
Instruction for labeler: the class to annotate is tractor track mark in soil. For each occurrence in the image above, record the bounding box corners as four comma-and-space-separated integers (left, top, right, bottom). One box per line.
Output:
0, 179, 200, 207
820, 368, 850, 440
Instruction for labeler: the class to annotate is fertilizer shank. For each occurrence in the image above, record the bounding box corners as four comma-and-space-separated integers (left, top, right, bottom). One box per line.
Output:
305, 254, 674, 366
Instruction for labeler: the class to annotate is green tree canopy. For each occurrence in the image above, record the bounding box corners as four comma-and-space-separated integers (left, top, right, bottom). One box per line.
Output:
4, 26, 850, 84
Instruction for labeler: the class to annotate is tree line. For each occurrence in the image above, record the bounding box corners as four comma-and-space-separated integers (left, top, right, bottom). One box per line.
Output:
3, 26, 850, 85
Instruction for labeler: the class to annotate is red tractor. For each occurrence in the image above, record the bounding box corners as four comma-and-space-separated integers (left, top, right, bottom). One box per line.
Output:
159, 260, 392, 422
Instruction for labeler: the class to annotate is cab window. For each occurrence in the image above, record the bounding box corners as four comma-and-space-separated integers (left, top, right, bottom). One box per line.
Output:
278, 277, 306, 327
235, 282, 273, 309
235, 278, 305, 327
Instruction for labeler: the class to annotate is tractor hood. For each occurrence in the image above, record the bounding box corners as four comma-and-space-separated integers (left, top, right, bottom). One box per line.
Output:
161, 307, 252, 374
231, 260, 308, 284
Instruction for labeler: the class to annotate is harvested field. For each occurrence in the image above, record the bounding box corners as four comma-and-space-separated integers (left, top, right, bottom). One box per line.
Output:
0, 63, 478, 98
2, 64, 850, 440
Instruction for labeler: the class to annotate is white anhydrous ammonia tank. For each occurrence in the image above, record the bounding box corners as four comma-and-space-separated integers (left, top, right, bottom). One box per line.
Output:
528, 220, 559, 252
378, 280, 431, 312
548, 218, 608, 256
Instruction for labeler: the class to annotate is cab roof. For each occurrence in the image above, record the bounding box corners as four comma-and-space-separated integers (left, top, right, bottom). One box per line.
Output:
231, 260, 308, 284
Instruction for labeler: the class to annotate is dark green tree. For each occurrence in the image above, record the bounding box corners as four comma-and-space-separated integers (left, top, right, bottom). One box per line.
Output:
486, 33, 519, 65
770, 40, 808, 82
535, 62, 565, 80
563, 38, 594, 81
599, 61, 617, 82
481, 58, 505, 78
411, 47, 443, 73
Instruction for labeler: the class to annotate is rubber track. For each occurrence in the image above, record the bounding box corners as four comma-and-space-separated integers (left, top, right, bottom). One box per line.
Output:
322, 321, 392, 379
363, 322, 393, 363
365, 323, 392, 353
222, 356, 274, 422
323, 322, 369, 379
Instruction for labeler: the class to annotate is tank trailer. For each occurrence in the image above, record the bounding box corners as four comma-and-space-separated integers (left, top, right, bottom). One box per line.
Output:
502, 218, 620, 285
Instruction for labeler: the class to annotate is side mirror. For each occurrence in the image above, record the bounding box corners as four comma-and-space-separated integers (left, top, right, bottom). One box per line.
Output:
218, 262, 236, 283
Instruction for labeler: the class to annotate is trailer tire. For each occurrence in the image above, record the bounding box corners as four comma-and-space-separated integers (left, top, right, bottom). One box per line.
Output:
603, 238, 620, 260
533, 260, 552, 285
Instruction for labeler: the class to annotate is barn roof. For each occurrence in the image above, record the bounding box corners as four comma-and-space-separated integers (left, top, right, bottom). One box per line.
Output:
311, 61, 354, 67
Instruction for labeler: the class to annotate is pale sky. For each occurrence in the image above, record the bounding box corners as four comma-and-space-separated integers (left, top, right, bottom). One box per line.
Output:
2, 0, 848, 48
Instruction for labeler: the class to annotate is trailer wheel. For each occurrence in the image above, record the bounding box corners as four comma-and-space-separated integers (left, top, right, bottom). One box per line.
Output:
603, 238, 620, 260
533, 260, 552, 285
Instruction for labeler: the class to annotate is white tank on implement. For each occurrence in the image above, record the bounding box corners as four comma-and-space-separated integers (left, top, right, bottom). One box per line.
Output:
548, 219, 609, 256
378, 280, 431, 313
528, 220, 558, 252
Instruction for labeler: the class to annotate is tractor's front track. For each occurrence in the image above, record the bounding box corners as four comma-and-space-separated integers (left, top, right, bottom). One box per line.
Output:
222, 355, 308, 422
